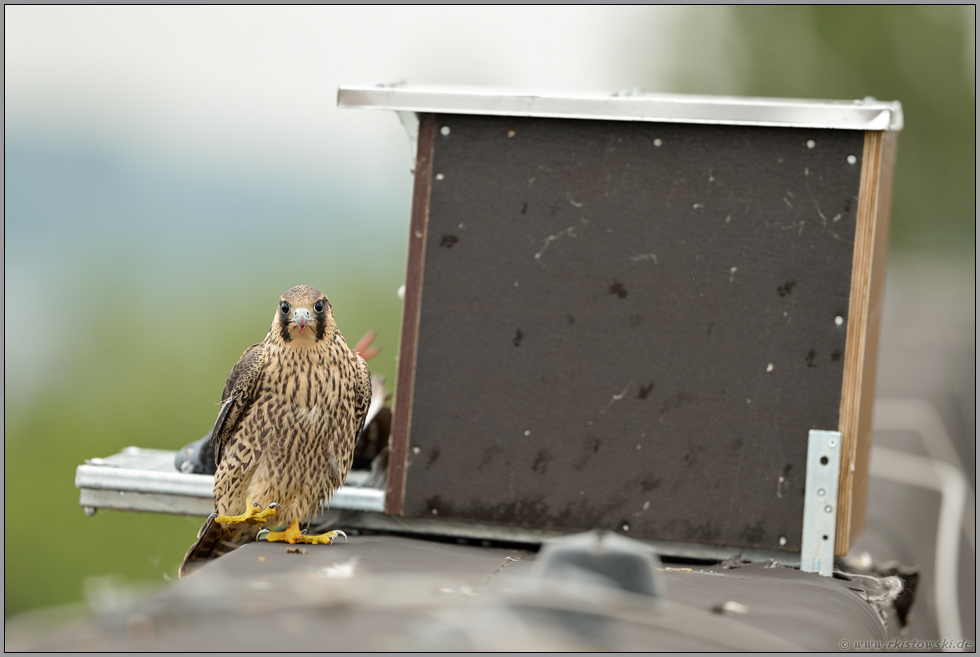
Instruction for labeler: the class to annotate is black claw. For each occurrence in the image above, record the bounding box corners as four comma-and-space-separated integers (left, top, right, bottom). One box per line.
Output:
253, 502, 260, 508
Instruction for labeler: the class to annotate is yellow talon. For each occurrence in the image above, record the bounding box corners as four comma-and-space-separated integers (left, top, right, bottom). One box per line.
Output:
300, 529, 347, 545
261, 520, 346, 545
262, 519, 305, 544
214, 502, 280, 526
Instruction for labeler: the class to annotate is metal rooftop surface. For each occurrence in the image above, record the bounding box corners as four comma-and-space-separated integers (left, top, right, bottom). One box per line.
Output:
337, 84, 904, 131
8, 534, 893, 651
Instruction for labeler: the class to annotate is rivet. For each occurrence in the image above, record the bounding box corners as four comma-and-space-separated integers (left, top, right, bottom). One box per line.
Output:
847, 155, 857, 165
818, 488, 825, 496
412, 446, 421, 455
828, 439, 838, 448
435, 173, 445, 181
779, 536, 787, 546
807, 140, 816, 149
440, 126, 451, 136
653, 138, 663, 147
835, 315, 844, 326
824, 505, 833, 514
622, 524, 630, 532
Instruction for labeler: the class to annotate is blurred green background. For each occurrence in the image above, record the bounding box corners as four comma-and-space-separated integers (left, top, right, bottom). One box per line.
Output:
4, 6, 974, 617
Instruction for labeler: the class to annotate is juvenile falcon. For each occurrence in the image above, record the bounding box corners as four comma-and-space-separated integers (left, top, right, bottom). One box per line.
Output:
179, 285, 371, 577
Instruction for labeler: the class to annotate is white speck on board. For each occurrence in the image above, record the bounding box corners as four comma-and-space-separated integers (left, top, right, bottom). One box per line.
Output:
629, 253, 657, 264
729, 266, 737, 283
766, 363, 774, 373
725, 215, 731, 223
598, 382, 632, 415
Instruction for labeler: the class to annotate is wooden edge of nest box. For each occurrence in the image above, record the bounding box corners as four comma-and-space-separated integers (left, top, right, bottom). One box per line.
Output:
387, 113, 437, 515
835, 130, 898, 555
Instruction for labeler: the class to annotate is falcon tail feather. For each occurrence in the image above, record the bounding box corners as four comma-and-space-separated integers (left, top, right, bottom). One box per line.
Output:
178, 514, 258, 578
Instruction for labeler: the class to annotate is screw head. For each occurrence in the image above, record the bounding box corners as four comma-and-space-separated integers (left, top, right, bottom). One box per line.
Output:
824, 505, 833, 514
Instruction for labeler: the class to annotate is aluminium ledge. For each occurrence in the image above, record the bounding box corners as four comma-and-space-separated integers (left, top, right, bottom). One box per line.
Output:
338, 84, 903, 132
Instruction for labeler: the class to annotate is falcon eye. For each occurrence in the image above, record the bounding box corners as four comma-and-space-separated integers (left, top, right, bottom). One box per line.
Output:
280, 301, 290, 315
314, 300, 325, 313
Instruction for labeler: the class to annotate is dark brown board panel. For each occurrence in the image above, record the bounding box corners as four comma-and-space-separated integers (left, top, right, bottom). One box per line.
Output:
395, 114, 865, 552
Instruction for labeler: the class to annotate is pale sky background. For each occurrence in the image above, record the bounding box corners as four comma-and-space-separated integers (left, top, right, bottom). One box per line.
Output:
5, 6, 691, 188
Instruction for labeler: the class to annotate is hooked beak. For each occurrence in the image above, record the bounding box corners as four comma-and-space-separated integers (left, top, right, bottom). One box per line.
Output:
291, 307, 315, 333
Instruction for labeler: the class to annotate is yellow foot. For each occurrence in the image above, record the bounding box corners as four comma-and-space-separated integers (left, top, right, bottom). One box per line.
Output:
259, 520, 347, 545
260, 520, 305, 544
299, 530, 347, 546
214, 502, 280, 526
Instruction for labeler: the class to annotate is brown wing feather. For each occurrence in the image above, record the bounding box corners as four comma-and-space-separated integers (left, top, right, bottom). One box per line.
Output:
179, 343, 266, 579
210, 343, 265, 467
351, 354, 372, 441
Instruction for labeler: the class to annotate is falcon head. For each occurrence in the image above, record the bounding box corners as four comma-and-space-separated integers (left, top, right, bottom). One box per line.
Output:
273, 285, 335, 345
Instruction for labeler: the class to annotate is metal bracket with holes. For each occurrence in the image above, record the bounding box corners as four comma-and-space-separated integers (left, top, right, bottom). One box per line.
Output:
800, 430, 842, 576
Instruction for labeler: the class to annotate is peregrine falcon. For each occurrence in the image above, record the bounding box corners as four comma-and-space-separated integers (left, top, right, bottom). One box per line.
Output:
179, 285, 371, 577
